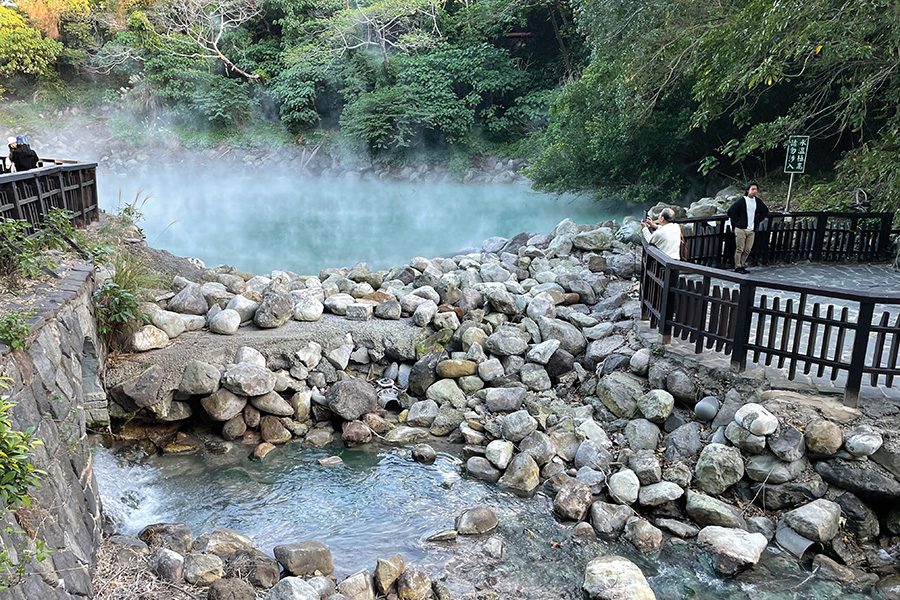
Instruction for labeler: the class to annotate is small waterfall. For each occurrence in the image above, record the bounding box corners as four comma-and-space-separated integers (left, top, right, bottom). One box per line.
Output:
93, 448, 170, 535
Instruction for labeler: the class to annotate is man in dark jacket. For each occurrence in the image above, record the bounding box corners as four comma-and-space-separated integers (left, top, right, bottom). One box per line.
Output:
9, 135, 39, 172
726, 181, 769, 273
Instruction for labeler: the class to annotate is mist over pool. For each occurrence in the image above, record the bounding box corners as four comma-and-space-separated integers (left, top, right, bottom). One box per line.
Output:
100, 167, 637, 274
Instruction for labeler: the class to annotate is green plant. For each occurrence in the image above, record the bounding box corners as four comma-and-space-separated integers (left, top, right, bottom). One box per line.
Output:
0, 377, 42, 508
109, 250, 167, 294
117, 190, 152, 227
93, 279, 145, 337
0, 313, 30, 351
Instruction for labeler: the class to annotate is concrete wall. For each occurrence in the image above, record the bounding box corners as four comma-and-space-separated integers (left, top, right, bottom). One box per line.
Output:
0, 262, 107, 599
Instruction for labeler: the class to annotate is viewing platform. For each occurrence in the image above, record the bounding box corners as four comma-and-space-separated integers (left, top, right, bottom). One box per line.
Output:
0, 159, 99, 228
641, 212, 900, 406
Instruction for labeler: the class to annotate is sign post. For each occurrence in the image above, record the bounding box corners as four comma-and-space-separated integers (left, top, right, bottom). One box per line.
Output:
783, 135, 809, 212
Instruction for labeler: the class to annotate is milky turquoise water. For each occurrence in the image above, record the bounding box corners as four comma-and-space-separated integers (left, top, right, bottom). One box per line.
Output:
99, 168, 634, 274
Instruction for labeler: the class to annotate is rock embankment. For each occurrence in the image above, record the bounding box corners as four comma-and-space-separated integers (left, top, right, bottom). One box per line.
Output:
104, 216, 900, 598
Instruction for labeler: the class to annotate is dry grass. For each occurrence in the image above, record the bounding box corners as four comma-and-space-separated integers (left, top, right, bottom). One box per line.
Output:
93, 537, 207, 600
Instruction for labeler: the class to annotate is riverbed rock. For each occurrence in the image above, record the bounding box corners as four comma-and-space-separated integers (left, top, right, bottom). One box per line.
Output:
573, 227, 614, 252
374, 555, 405, 594
223, 363, 276, 396
209, 309, 241, 334
582, 555, 656, 600
251, 391, 294, 417
150, 309, 186, 339
436, 359, 477, 379
485, 387, 526, 412
624, 517, 663, 554
724, 422, 766, 454
784, 499, 842, 542
150, 548, 184, 583
590, 502, 632, 536
636, 390, 674, 424
467, 457, 501, 482
207, 578, 255, 600
608, 469, 640, 505
625, 419, 660, 451
260, 416, 292, 444
425, 379, 466, 408
685, 491, 745, 528
267, 577, 319, 600
184, 553, 224, 585
745, 454, 806, 484
815, 457, 900, 500
411, 443, 436, 464
501, 410, 537, 442
326, 378, 378, 421
697, 526, 767, 575
485, 326, 530, 356
274, 541, 334, 577
397, 570, 431, 600
519, 430, 555, 465
132, 324, 170, 351
554, 480, 593, 521
227, 295, 259, 322
637, 481, 683, 507
805, 419, 843, 456
337, 570, 376, 600
456, 506, 498, 535
768, 425, 806, 462
733, 403, 778, 436
169, 283, 208, 315
844, 425, 883, 458
498, 453, 540, 495
596, 372, 645, 418
408, 352, 442, 396
202, 389, 247, 421
538, 317, 586, 355
485, 440, 514, 469
293, 297, 324, 321
695, 443, 745, 494
342, 420, 373, 446
407, 400, 439, 427
179, 360, 221, 395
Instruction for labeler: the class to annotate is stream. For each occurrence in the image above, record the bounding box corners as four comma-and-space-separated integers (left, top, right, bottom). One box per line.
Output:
94, 443, 872, 599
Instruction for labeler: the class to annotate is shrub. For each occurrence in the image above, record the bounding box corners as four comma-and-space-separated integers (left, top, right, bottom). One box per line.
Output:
0, 313, 30, 351
93, 279, 144, 338
0, 377, 42, 508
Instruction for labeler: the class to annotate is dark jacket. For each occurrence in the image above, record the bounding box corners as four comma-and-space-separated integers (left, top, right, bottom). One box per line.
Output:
10, 145, 39, 172
727, 196, 769, 230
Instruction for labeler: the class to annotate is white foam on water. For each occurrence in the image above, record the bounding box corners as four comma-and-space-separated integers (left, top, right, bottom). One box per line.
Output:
92, 448, 170, 535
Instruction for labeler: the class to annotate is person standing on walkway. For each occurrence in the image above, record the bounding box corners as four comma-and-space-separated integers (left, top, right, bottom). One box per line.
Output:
727, 181, 769, 273
641, 207, 682, 260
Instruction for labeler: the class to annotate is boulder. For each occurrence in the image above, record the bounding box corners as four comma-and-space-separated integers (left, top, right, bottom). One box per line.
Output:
222, 363, 276, 396
636, 390, 674, 423
624, 517, 663, 554
733, 403, 778, 436
251, 391, 294, 417
274, 541, 334, 577
150, 310, 186, 339
768, 425, 806, 462
397, 570, 431, 600
209, 309, 241, 335
227, 295, 259, 321
374, 555, 405, 594
201, 389, 247, 422
590, 502, 632, 536
624, 419, 660, 451
637, 482, 683, 507
724, 422, 766, 454
685, 491, 745, 528
573, 227, 614, 252
337, 570, 376, 600
485, 440, 514, 470
501, 410, 537, 442
260, 416, 292, 444
498, 453, 540, 495
169, 283, 208, 315
436, 359, 477, 378
183, 553, 224, 585
485, 387, 526, 412
745, 454, 806, 484
342, 420, 373, 446
844, 425, 883, 458
784, 499, 842, 542
554, 480, 593, 521
608, 469, 640, 505
294, 297, 324, 321
456, 506, 498, 535
207, 579, 255, 600
132, 325, 170, 351
815, 458, 900, 500
326, 378, 378, 421
411, 443, 436, 464
466, 457, 501, 482
596, 372, 645, 418
805, 419, 843, 455
537, 317, 586, 355
695, 443, 744, 495
582, 555, 656, 600
150, 548, 183, 583
484, 326, 530, 356
697, 526, 767, 575
266, 577, 319, 600
663, 422, 702, 461
425, 379, 466, 408
179, 360, 221, 395
408, 352, 441, 396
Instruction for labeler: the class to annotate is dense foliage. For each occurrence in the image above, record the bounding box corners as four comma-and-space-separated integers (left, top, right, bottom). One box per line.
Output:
0, 0, 896, 208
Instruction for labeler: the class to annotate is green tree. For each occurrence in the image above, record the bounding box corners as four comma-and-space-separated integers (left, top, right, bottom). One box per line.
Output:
0, 6, 63, 95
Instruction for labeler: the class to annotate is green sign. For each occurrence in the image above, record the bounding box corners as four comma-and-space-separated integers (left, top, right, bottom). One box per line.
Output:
784, 135, 810, 173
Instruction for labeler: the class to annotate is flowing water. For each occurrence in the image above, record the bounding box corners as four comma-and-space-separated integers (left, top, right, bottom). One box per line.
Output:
100, 168, 636, 275
94, 443, 872, 600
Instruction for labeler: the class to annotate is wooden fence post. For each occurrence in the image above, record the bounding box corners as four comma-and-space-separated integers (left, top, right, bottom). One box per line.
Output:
878, 214, 893, 260
845, 301, 875, 408
812, 213, 828, 261
658, 265, 675, 344
730, 279, 756, 372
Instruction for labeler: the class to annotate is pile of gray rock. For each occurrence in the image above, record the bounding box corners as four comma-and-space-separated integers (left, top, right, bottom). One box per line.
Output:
109, 519, 465, 600
108, 216, 900, 596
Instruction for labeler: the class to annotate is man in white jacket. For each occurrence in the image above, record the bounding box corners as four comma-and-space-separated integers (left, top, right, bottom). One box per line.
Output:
641, 208, 681, 260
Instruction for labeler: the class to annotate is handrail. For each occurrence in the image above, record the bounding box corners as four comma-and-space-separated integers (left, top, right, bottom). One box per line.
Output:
0, 160, 99, 230
639, 213, 900, 408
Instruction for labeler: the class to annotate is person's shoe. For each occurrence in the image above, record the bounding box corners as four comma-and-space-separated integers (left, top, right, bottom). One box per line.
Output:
736, 267, 749, 274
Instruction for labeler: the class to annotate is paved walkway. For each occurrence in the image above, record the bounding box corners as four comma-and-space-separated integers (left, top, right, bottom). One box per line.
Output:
669, 262, 900, 405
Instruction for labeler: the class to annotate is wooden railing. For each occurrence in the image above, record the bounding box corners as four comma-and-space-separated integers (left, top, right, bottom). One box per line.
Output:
640, 212, 899, 406
0, 160, 99, 231
679, 212, 894, 267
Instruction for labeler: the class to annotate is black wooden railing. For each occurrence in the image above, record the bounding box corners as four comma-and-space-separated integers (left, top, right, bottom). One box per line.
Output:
0, 160, 100, 231
640, 212, 899, 406
678, 211, 893, 267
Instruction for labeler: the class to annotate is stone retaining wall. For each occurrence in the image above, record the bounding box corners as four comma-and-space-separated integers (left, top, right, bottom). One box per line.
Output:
0, 262, 107, 599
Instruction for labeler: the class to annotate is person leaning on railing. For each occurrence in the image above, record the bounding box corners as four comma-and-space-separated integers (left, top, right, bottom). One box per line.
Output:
726, 181, 769, 274
641, 207, 682, 260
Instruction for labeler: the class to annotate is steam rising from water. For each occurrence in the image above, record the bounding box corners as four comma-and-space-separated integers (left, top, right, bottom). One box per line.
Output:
100, 167, 636, 274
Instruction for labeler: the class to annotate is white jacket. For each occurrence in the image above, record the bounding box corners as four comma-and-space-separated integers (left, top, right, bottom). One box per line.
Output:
642, 222, 681, 260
